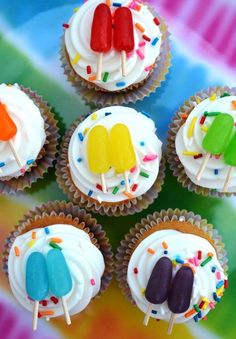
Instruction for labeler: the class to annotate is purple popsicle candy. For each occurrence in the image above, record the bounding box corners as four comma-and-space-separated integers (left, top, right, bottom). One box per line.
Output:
168, 266, 194, 313
145, 257, 173, 304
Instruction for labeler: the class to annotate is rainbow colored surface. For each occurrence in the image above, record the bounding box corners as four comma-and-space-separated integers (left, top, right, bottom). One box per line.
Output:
0, 0, 236, 338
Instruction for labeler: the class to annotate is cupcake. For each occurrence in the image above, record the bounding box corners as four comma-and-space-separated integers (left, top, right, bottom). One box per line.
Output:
167, 86, 236, 197
116, 208, 228, 334
56, 106, 165, 216
0, 83, 59, 194
61, 0, 171, 106
2, 201, 113, 330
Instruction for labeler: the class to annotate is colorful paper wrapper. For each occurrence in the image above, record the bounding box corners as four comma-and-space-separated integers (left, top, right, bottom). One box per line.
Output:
167, 86, 236, 198
0, 86, 59, 194
3, 200, 113, 295
55, 113, 166, 217
116, 208, 228, 302
61, 10, 171, 107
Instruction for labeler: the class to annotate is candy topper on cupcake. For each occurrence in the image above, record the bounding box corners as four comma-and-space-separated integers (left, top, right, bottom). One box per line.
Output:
87, 123, 136, 194
0, 102, 25, 174
90, 3, 135, 80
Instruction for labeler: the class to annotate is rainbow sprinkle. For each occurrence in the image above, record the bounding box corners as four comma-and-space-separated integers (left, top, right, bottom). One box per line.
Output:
90, 278, 96, 286
138, 41, 146, 47
194, 154, 203, 159
0, 162, 5, 168
153, 17, 160, 25
214, 169, 219, 175
71, 53, 81, 65
162, 242, 168, 249
103, 72, 109, 82
135, 23, 145, 33
197, 251, 202, 260
116, 81, 126, 87
51, 296, 59, 304
86, 65, 92, 74
143, 154, 158, 162
136, 49, 145, 60
78, 132, 84, 141
201, 256, 212, 267
204, 111, 220, 117
134, 267, 138, 274
183, 151, 200, 156
27, 240, 36, 248
201, 125, 208, 133
140, 171, 149, 178
63, 23, 70, 29
147, 248, 156, 255
143, 34, 151, 42
232, 100, 236, 109
131, 184, 138, 192
200, 116, 206, 125
14, 246, 20, 257
44, 227, 50, 234
112, 186, 119, 195
50, 238, 63, 243
96, 184, 103, 191
88, 190, 93, 197
49, 242, 62, 250
113, 2, 122, 7
187, 117, 197, 138
105, 112, 112, 116
88, 75, 97, 81
32, 232, 36, 240
152, 37, 159, 46
27, 159, 34, 165
91, 113, 97, 120
77, 157, 82, 163
210, 93, 217, 101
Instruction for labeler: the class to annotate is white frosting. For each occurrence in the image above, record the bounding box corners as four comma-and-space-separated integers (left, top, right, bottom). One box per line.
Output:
0, 84, 46, 178
8, 224, 105, 318
176, 96, 236, 192
127, 229, 227, 323
65, 0, 162, 91
68, 106, 162, 203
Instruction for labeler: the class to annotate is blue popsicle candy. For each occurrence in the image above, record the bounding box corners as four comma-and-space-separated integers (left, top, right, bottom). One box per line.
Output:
47, 249, 72, 297
26, 252, 49, 301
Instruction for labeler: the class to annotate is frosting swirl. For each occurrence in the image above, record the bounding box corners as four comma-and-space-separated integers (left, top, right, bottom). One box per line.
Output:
127, 229, 227, 323
8, 225, 105, 318
64, 0, 162, 91
175, 95, 236, 192
0, 84, 46, 179
68, 106, 162, 203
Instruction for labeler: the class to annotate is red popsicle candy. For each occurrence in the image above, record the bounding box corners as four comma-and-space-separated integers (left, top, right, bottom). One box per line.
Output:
0, 103, 17, 141
114, 7, 135, 53
90, 4, 112, 53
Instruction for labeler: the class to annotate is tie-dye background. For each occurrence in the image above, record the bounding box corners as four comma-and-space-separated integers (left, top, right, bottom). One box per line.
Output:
0, 0, 236, 338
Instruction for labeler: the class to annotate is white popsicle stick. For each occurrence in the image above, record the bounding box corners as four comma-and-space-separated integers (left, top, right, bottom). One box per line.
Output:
223, 166, 234, 193
196, 152, 211, 181
9, 139, 23, 169
167, 313, 176, 335
61, 296, 71, 325
121, 51, 127, 77
124, 171, 131, 193
101, 173, 107, 193
96, 53, 103, 81
143, 303, 152, 326
32, 301, 39, 331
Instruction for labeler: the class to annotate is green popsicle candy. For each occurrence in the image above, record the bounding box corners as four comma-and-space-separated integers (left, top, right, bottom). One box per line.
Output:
202, 113, 234, 154
224, 132, 236, 166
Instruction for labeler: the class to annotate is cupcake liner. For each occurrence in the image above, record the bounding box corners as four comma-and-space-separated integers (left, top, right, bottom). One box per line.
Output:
167, 86, 236, 198
55, 113, 166, 217
61, 12, 171, 107
0, 86, 59, 194
2, 200, 113, 295
115, 208, 228, 302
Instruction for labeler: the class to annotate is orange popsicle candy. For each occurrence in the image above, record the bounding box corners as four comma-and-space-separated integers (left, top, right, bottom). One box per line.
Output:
0, 103, 17, 141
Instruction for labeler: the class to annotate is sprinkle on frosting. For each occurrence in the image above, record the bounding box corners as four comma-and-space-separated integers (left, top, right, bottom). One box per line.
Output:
14, 246, 20, 257
201, 255, 212, 267
86, 65, 92, 74
78, 132, 84, 141
77, 157, 82, 163
147, 248, 156, 254
90, 278, 96, 286
116, 82, 126, 87
88, 75, 97, 81
210, 93, 217, 101
49, 242, 62, 250
50, 237, 63, 243
143, 34, 151, 42
140, 171, 149, 178
136, 49, 145, 60
113, 2, 122, 7
63, 23, 70, 29
27, 240, 35, 248
152, 37, 159, 46
103, 72, 109, 83
32, 232, 36, 240
187, 117, 197, 138
135, 23, 145, 33
143, 154, 158, 162
71, 53, 81, 65
44, 227, 50, 235
134, 267, 138, 274
154, 17, 160, 25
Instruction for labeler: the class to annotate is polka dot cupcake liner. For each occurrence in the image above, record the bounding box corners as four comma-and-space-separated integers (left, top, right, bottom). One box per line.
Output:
2, 200, 113, 296
115, 208, 228, 303
167, 86, 236, 198
0, 86, 59, 194
60, 11, 171, 107
55, 113, 166, 217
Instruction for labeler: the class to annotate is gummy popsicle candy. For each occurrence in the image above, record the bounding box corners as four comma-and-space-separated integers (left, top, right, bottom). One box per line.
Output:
144, 257, 172, 326
0, 103, 23, 170
47, 249, 72, 325
90, 3, 112, 81
196, 113, 234, 181
109, 123, 136, 193
114, 7, 135, 77
26, 252, 49, 330
87, 125, 110, 192
167, 266, 194, 335
223, 132, 236, 192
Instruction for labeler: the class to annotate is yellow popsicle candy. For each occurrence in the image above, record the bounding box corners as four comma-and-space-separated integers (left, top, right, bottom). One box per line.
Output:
87, 125, 110, 174
109, 123, 136, 173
